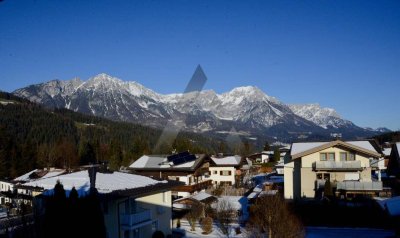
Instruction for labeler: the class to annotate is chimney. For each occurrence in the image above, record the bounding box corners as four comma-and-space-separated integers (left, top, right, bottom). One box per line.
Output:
88, 166, 97, 189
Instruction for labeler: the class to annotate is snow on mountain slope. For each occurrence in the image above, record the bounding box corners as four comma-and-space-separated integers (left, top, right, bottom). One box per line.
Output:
13, 73, 385, 139
288, 104, 353, 129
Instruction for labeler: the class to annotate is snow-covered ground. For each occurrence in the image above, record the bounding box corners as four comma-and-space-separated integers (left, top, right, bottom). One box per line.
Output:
174, 218, 245, 238
176, 222, 395, 238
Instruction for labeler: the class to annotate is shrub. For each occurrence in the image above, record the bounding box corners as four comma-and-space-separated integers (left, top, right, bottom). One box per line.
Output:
201, 217, 213, 234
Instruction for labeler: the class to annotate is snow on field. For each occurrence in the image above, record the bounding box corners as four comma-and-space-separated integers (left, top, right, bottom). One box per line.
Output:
174, 218, 245, 238
176, 221, 395, 238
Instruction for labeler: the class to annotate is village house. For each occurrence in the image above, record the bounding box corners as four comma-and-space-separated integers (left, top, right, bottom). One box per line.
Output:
23, 168, 181, 238
129, 152, 212, 198
209, 155, 244, 187
284, 139, 385, 200
0, 168, 66, 209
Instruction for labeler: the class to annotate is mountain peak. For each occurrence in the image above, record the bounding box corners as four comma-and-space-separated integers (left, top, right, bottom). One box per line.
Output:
91, 73, 121, 82
288, 103, 349, 129
230, 85, 261, 93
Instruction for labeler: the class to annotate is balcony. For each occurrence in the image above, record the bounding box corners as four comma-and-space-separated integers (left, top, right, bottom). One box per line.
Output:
313, 161, 362, 171
172, 180, 213, 193
337, 181, 383, 191
120, 209, 152, 230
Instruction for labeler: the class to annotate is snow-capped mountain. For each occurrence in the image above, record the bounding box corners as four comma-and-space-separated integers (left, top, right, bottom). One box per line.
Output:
13, 73, 387, 140
288, 104, 354, 129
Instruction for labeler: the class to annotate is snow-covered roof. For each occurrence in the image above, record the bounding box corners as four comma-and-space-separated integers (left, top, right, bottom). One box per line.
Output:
129, 154, 205, 170
40, 170, 66, 179
383, 148, 392, 156
13, 169, 38, 182
346, 141, 377, 152
211, 155, 241, 166
14, 169, 66, 182
174, 191, 216, 204
247, 192, 259, 199
395, 143, 400, 157
24, 170, 167, 196
191, 191, 214, 201
291, 142, 326, 155
290, 140, 381, 158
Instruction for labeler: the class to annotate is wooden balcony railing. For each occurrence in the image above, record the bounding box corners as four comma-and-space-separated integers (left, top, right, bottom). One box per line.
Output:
172, 180, 213, 193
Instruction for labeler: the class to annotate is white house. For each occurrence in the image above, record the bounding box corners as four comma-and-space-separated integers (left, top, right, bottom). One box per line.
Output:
23, 169, 181, 238
209, 155, 243, 186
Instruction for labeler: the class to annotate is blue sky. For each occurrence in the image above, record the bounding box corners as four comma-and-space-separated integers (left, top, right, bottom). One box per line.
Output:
0, 0, 399, 130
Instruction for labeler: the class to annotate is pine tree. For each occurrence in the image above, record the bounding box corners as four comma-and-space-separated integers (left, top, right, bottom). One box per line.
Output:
263, 142, 270, 151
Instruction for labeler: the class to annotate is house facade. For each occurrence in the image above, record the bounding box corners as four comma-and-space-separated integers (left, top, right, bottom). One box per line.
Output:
209, 155, 243, 186
284, 140, 384, 200
23, 169, 181, 238
129, 152, 212, 198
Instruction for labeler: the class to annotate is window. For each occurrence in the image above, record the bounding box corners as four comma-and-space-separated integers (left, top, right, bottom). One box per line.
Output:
340, 152, 355, 161
348, 153, 355, 161
320, 153, 327, 161
328, 153, 335, 161
340, 152, 347, 161
220, 170, 232, 176
323, 173, 330, 181
320, 153, 335, 161
213, 170, 218, 175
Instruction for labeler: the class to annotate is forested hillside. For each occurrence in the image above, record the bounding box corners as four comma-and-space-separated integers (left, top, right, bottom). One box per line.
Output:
0, 92, 231, 178
372, 131, 400, 144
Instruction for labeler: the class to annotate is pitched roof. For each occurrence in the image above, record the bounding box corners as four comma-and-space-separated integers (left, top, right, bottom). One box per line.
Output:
290, 140, 382, 160
174, 191, 217, 204
210, 155, 242, 166
13, 169, 66, 182
13, 169, 39, 182
129, 154, 208, 171
394, 143, 400, 157
23, 170, 170, 197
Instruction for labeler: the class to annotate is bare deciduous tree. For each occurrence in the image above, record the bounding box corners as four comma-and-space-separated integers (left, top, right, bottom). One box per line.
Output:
248, 194, 304, 238
185, 201, 204, 231
214, 199, 235, 237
